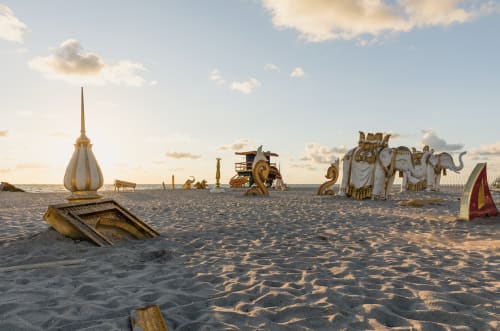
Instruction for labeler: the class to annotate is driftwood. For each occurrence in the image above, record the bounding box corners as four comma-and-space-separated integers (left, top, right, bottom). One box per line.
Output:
0, 259, 85, 273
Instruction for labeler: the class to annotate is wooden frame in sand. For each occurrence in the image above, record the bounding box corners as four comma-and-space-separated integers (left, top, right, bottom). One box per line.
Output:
44, 199, 160, 246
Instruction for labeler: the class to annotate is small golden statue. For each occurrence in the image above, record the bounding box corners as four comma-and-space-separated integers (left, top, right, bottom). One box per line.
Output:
317, 159, 339, 195
194, 180, 208, 189
182, 176, 195, 189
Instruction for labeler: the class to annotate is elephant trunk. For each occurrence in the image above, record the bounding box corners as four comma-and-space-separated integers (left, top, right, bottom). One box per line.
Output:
451, 151, 467, 172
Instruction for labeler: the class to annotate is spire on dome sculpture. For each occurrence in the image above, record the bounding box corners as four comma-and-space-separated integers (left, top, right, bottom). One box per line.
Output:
63, 87, 104, 201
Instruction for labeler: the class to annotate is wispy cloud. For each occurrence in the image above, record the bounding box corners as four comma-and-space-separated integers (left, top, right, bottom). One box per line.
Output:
209, 69, 226, 86
264, 63, 279, 72
300, 143, 346, 164
290, 163, 317, 171
0, 130, 8, 137
166, 152, 201, 159
16, 162, 48, 169
230, 78, 261, 94
0, 5, 28, 43
469, 142, 500, 159
290, 67, 305, 78
29, 39, 146, 86
420, 130, 464, 151
217, 138, 252, 151
262, 0, 498, 44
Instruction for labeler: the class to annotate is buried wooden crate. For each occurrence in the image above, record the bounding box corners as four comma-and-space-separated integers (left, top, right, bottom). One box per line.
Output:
44, 199, 160, 246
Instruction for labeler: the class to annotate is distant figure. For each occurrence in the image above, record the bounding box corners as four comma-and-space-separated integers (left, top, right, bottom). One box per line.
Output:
162, 181, 166, 190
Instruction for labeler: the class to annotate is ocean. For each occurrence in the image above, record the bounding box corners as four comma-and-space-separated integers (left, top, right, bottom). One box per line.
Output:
13, 184, 320, 193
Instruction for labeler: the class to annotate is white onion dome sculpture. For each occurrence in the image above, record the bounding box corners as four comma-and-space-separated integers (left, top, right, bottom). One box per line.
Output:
64, 87, 104, 200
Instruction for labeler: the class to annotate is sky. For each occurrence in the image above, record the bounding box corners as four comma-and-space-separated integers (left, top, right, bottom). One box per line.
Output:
0, 0, 499, 184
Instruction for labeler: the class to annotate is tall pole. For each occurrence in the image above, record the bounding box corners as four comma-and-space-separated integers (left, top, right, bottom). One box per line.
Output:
80, 87, 85, 134
215, 158, 221, 188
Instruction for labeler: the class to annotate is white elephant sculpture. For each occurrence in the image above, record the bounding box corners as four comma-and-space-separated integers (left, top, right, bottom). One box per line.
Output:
340, 132, 431, 200
401, 148, 466, 192
426, 151, 466, 191
401, 146, 434, 192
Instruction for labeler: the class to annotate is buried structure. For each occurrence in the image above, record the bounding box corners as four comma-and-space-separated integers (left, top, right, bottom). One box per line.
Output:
43, 87, 159, 246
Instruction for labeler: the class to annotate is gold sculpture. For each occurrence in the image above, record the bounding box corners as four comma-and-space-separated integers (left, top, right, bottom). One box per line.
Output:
44, 87, 160, 246
244, 146, 270, 196
182, 176, 195, 189
229, 174, 249, 188
317, 160, 339, 195
63, 87, 103, 201
215, 158, 221, 188
194, 180, 208, 189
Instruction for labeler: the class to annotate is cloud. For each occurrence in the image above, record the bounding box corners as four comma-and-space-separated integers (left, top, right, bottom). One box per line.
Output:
149, 80, 158, 86
16, 162, 48, 169
230, 78, 261, 94
0, 5, 28, 43
217, 138, 252, 151
166, 152, 201, 159
420, 130, 464, 151
29, 39, 146, 86
0, 168, 12, 174
300, 143, 347, 164
209, 69, 226, 86
290, 163, 317, 171
261, 0, 497, 43
264, 63, 279, 71
290, 67, 305, 77
469, 142, 500, 158
0, 130, 8, 137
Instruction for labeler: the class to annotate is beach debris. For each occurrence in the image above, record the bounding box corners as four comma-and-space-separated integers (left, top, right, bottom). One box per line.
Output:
229, 174, 248, 188
130, 305, 168, 331
64, 87, 104, 201
399, 198, 445, 208
44, 199, 160, 246
317, 160, 339, 195
194, 179, 208, 189
211, 158, 225, 193
459, 163, 498, 221
114, 179, 137, 191
245, 146, 270, 196
0, 182, 25, 192
0, 259, 84, 273
182, 176, 195, 189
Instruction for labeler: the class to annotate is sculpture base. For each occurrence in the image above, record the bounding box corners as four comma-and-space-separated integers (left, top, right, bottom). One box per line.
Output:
44, 198, 160, 246
66, 190, 102, 202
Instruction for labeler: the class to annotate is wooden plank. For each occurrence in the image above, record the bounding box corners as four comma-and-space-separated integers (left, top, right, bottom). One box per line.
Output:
130, 305, 168, 331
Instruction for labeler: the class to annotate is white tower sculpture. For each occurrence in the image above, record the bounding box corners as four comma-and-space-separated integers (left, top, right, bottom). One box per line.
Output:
64, 87, 104, 201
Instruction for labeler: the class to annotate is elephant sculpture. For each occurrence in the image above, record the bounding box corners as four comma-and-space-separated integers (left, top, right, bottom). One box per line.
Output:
401, 147, 466, 192
425, 151, 466, 191
340, 132, 434, 200
401, 146, 433, 192
339, 132, 388, 199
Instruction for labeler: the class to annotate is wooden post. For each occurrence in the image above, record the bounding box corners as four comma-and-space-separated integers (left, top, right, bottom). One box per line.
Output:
171, 175, 175, 191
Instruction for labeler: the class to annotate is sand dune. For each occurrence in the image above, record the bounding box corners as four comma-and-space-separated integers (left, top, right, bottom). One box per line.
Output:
0, 188, 498, 330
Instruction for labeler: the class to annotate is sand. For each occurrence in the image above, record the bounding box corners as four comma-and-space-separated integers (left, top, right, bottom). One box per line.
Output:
0, 188, 498, 330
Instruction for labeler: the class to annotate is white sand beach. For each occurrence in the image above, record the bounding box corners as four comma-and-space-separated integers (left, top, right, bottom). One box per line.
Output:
0, 188, 498, 330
